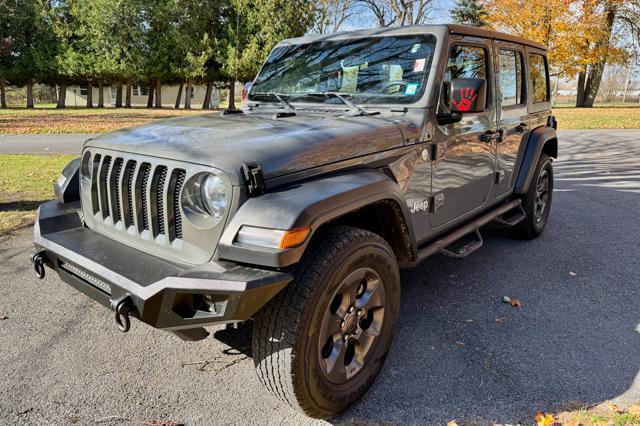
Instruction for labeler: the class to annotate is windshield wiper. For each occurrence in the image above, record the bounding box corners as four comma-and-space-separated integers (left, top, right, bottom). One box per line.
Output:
251, 92, 296, 112
322, 92, 369, 115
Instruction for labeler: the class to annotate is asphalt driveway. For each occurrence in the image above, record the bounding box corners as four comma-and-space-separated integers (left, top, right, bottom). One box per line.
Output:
0, 130, 639, 424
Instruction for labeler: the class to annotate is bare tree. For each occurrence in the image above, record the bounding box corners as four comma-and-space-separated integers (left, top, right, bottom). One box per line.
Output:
315, 0, 356, 33
598, 64, 628, 103
359, 0, 433, 27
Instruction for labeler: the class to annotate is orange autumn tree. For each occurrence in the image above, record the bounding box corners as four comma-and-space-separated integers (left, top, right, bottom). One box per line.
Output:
484, 0, 633, 106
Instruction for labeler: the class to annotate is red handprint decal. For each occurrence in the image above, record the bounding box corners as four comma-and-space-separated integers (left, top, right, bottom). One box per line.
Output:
452, 86, 477, 112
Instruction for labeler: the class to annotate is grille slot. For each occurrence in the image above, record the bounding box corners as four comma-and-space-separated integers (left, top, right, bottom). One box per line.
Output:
167, 169, 186, 241
137, 163, 151, 232
109, 158, 123, 223
99, 156, 112, 219
151, 166, 168, 237
90, 154, 101, 214
121, 160, 137, 227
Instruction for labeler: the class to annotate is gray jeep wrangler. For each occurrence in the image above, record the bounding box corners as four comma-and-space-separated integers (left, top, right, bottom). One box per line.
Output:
32, 24, 557, 419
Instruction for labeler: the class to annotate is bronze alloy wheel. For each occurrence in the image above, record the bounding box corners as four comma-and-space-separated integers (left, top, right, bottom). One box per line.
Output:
318, 267, 385, 384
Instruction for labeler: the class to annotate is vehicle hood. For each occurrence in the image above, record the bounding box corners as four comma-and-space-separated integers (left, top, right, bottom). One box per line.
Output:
84, 111, 404, 185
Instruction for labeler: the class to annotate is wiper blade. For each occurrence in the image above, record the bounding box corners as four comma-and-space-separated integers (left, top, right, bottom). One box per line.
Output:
251, 92, 296, 112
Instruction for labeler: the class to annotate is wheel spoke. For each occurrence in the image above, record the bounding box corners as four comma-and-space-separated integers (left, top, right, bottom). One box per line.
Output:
319, 312, 343, 345
345, 342, 364, 380
356, 276, 385, 311
342, 268, 368, 306
324, 338, 348, 382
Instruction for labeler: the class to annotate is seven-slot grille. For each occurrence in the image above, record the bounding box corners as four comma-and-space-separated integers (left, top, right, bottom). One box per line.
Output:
87, 153, 186, 243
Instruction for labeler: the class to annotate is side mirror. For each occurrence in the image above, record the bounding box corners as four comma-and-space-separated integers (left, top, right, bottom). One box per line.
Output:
450, 78, 486, 113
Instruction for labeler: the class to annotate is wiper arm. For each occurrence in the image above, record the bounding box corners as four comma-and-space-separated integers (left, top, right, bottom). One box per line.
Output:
322, 92, 369, 115
251, 92, 295, 112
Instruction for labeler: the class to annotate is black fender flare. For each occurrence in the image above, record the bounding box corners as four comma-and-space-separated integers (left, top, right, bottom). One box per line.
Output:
514, 126, 557, 194
217, 169, 415, 268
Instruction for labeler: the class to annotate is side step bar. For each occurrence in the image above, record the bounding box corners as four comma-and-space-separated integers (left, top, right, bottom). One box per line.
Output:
415, 199, 522, 264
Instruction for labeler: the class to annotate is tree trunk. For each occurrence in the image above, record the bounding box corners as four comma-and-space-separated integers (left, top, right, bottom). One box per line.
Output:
228, 81, 236, 110
125, 81, 132, 107
146, 82, 154, 108
577, 5, 616, 108
575, 70, 586, 107
87, 80, 93, 108
175, 82, 183, 109
26, 80, 34, 108
97, 80, 104, 107
1, 76, 7, 108
57, 82, 67, 108
185, 81, 192, 109
115, 81, 123, 107
154, 79, 162, 108
202, 81, 212, 109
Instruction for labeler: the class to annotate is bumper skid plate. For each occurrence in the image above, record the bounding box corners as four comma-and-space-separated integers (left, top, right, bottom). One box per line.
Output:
33, 201, 292, 338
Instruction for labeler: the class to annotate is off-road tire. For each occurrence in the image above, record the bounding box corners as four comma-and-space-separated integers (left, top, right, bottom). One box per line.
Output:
252, 226, 400, 419
513, 154, 553, 240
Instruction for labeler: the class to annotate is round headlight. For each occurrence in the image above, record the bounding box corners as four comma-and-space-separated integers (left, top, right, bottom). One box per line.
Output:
201, 174, 227, 219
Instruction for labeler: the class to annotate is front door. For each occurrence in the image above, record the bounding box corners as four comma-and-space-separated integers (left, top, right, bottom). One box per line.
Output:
430, 37, 497, 228
494, 42, 530, 197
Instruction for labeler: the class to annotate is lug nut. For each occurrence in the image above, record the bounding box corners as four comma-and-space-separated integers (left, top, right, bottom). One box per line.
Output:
341, 320, 346, 328
356, 309, 362, 316
343, 334, 349, 342
348, 306, 354, 314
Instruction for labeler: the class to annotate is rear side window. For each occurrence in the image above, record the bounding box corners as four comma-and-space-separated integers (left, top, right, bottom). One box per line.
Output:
498, 50, 524, 106
529, 53, 549, 103
443, 45, 488, 108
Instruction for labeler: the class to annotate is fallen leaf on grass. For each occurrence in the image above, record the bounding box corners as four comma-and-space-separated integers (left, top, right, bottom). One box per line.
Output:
535, 411, 557, 426
502, 296, 522, 308
607, 402, 621, 413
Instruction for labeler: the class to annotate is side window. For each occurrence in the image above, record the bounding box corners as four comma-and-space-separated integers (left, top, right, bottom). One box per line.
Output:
443, 44, 488, 109
498, 49, 524, 107
529, 53, 549, 103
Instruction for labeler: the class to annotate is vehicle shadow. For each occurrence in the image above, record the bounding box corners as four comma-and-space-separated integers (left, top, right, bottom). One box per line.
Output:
211, 132, 640, 424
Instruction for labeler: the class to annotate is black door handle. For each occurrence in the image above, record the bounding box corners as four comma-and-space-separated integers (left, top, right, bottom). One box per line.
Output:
479, 129, 504, 143
515, 123, 529, 133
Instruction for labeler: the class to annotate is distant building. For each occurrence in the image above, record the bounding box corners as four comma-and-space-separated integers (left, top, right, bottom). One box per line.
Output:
64, 83, 224, 108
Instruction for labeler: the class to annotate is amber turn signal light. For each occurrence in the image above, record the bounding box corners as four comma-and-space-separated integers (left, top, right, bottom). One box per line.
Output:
280, 227, 311, 249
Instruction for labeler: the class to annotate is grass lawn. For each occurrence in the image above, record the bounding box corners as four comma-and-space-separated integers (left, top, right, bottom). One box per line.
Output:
0, 107, 208, 134
552, 105, 640, 130
0, 154, 75, 235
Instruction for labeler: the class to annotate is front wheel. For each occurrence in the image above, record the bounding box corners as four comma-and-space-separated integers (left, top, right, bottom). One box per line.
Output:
512, 154, 554, 239
252, 226, 400, 419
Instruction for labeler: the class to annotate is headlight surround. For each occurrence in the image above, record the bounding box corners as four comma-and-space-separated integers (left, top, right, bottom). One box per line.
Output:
181, 172, 228, 227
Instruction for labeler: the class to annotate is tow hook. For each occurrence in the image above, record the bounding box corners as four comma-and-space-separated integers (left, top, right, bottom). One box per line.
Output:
30, 250, 48, 280
110, 295, 134, 333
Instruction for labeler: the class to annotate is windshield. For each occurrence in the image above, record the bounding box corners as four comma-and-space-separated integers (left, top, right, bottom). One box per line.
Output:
249, 34, 437, 105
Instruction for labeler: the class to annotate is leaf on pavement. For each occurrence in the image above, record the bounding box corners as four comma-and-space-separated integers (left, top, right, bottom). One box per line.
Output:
628, 404, 640, 415
447, 421, 458, 426
535, 412, 557, 426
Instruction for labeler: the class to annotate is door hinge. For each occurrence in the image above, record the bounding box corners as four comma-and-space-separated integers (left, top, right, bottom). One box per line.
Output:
431, 193, 445, 213
431, 143, 446, 161
242, 161, 265, 196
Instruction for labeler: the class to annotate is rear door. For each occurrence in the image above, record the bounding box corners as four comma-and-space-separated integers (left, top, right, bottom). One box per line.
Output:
430, 36, 497, 228
494, 42, 530, 197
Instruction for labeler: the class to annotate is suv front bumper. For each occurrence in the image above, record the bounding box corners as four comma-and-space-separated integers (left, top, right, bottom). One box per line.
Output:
32, 200, 292, 338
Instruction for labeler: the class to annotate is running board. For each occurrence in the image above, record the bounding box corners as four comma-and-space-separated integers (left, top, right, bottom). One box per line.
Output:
438, 228, 483, 259
493, 204, 526, 227
414, 199, 522, 264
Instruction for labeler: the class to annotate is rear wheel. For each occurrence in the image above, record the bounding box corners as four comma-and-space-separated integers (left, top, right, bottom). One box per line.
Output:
252, 226, 400, 419
512, 154, 553, 239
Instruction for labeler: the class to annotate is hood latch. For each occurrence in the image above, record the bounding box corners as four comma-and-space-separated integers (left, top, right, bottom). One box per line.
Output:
242, 161, 266, 196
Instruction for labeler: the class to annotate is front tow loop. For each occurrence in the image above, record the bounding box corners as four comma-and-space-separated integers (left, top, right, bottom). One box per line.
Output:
110, 295, 134, 333
30, 250, 48, 279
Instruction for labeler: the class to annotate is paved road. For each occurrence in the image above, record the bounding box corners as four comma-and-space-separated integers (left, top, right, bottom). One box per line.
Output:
0, 133, 98, 154
1, 131, 639, 425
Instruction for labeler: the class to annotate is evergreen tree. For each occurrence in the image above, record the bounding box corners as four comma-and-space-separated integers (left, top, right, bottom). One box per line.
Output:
451, 0, 487, 27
